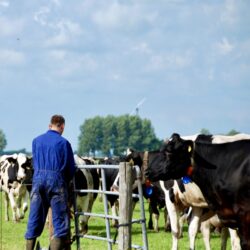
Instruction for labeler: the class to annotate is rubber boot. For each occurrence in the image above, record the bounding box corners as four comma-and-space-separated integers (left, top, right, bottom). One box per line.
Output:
26, 238, 36, 250
50, 237, 67, 250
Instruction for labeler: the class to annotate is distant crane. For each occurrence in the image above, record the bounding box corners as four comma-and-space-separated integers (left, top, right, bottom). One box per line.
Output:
130, 98, 146, 116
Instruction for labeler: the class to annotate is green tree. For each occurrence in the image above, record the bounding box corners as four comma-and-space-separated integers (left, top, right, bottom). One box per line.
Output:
0, 129, 7, 153
77, 115, 161, 156
200, 128, 211, 135
101, 115, 117, 156
128, 115, 143, 150
226, 129, 240, 135
141, 119, 162, 150
114, 115, 130, 155
78, 116, 103, 156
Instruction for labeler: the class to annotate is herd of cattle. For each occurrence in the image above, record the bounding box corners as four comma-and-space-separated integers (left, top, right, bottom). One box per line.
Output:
0, 133, 250, 250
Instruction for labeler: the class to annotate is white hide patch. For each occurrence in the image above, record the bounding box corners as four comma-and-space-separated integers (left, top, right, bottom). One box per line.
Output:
212, 133, 250, 143
181, 134, 199, 141
17, 153, 28, 180
181, 133, 250, 144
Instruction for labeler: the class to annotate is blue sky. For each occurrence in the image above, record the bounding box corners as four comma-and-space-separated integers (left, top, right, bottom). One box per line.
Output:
0, 0, 250, 152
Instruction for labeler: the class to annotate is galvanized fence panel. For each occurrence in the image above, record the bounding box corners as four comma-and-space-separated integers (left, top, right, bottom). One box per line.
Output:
72, 163, 148, 250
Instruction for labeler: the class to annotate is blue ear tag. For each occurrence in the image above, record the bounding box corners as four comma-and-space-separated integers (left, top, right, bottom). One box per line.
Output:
145, 186, 153, 197
182, 176, 192, 184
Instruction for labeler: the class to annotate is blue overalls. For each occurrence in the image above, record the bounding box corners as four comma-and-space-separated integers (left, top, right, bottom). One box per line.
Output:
25, 130, 76, 239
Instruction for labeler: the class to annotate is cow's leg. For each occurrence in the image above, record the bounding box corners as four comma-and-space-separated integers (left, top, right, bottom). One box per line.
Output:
188, 207, 203, 250
22, 189, 29, 217
162, 186, 179, 250
4, 192, 10, 221
238, 213, 250, 250
16, 193, 23, 220
164, 207, 171, 232
148, 201, 160, 232
78, 195, 90, 234
220, 227, 229, 250
16, 186, 27, 220
200, 219, 211, 250
228, 228, 241, 250
111, 200, 119, 227
148, 203, 153, 230
153, 213, 159, 232
8, 191, 18, 222
179, 210, 188, 238
16, 189, 29, 220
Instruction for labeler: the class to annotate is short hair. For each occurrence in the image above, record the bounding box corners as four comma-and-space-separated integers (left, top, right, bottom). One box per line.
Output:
50, 115, 65, 127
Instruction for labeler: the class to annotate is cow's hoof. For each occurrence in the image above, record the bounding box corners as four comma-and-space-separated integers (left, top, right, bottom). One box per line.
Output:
80, 224, 88, 235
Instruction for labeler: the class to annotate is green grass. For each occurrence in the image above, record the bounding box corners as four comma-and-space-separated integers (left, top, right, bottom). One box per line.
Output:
0, 192, 226, 250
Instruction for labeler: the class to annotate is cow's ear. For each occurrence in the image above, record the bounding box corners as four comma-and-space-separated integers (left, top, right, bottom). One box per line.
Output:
170, 133, 181, 142
126, 148, 134, 155
7, 157, 16, 163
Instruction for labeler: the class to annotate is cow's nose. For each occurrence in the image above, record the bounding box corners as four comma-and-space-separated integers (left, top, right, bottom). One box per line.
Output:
17, 174, 26, 181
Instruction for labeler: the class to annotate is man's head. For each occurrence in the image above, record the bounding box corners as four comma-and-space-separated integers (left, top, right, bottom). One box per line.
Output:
49, 114, 65, 134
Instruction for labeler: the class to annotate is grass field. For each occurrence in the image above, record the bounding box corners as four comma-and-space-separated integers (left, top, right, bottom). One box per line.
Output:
0, 192, 226, 250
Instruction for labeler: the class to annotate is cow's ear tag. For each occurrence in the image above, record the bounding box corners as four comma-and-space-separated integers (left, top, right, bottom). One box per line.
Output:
182, 176, 192, 184
129, 159, 134, 166
188, 146, 192, 152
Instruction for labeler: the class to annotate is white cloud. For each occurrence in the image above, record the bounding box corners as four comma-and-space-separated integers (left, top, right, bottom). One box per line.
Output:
0, 17, 24, 37
51, 0, 61, 7
216, 37, 234, 55
49, 49, 66, 60
92, 2, 128, 29
48, 52, 98, 78
220, 0, 237, 25
111, 73, 121, 81
132, 42, 151, 55
33, 6, 50, 26
149, 51, 193, 71
34, 5, 83, 47
45, 19, 83, 46
0, 49, 25, 65
208, 68, 214, 81
0, 0, 9, 7
92, 2, 157, 30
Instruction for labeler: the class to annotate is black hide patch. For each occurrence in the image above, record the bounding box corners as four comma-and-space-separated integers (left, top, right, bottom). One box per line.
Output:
196, 134, 213, 143
163, 180, 174, 190
74, 169, 88, 197
7, 163, 18, 182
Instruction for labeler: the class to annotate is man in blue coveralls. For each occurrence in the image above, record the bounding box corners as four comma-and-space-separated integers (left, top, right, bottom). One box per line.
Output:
25, 115, 76, 250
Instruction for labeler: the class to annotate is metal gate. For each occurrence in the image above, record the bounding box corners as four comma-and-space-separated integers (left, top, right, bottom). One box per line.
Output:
72, 163, 148, 250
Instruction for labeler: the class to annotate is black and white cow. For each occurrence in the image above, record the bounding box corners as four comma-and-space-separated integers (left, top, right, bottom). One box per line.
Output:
73, 155, 100, 234
0, 153, 33, 222
126, 147, 241, 250
146, 133, 250, 250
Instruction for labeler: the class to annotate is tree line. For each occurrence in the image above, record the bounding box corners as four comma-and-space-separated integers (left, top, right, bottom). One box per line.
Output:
0, 129, 7, 153
0, 117, 242, 155
77, 115, 162, 156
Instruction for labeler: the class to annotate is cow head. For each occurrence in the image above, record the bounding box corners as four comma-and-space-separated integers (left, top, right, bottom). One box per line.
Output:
159, 133, 194, 180
16, 153, 33, 181
125, 148, 144, 167
1, 154, 33, 183
126, 148, 169, 183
